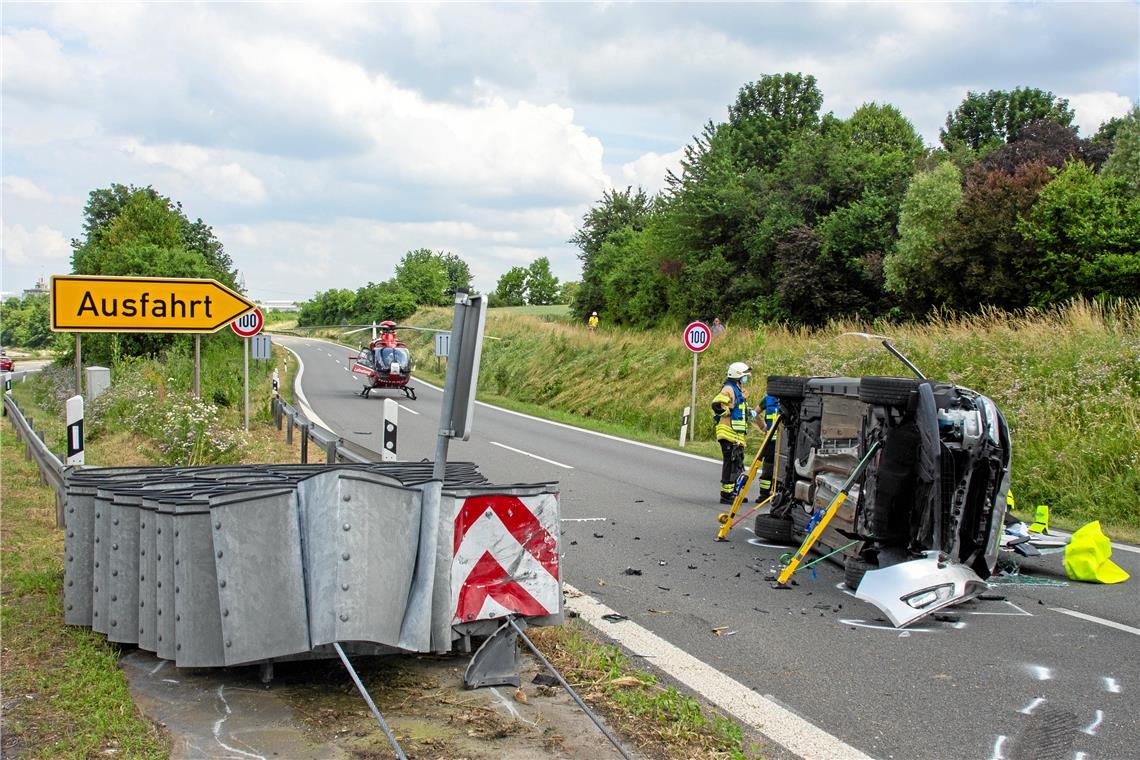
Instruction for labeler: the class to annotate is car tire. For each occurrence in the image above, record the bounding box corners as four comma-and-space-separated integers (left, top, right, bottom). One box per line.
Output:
790, 506, 810, 537
858, 376, 920, 407
766, 375, 806, 401
844, 555, 877, 590
754, 513, 794, 544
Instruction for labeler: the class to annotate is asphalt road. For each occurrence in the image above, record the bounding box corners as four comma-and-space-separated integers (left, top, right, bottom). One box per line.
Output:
280, 335, 1140, 760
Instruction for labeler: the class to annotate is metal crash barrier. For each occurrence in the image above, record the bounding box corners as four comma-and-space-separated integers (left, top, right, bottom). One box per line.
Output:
62, 462, 561, 666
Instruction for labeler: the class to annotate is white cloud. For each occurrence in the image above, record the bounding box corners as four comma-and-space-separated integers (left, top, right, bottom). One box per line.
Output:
1, 223, 70, 266
121, 140, 267, 204
621, 148, 685, 195
2, 177, 55, 202
0, 28, 87, 104
1065, 91, 1136, 136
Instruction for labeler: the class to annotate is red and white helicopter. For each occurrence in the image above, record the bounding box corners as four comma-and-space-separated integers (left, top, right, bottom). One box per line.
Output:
348, 320, 420, 400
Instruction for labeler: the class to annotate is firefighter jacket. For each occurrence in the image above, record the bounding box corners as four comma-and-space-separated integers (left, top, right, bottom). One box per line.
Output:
712, 379, 748, 445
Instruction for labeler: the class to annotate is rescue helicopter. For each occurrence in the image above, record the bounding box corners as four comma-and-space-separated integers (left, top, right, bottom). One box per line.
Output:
346, 320, 422, 400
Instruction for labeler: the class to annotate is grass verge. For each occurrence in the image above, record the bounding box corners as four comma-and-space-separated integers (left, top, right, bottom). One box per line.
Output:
1, 417, 169, 759
528, 621, 764, 760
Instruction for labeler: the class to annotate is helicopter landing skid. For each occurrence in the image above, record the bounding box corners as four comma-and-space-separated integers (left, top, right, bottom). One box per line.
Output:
360, 386, 371, 399
403, 386, 416, 401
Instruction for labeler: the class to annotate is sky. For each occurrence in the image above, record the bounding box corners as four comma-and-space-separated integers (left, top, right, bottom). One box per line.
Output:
2, 2, 1138, 305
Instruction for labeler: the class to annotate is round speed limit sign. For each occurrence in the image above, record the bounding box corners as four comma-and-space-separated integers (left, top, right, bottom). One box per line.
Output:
683, 321, 712, 352
230, 308, 264, 338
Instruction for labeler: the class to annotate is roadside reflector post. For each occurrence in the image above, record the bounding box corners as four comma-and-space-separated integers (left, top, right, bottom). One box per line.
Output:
679, 405, 691, 447
65, 395, 84, 467
382, 399, 398, 462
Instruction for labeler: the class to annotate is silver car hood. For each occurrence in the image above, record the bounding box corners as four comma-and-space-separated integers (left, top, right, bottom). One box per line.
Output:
855, 552, 987, 628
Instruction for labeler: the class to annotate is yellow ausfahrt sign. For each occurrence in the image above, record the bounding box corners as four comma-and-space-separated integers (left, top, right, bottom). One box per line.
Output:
51, 275, 256, 333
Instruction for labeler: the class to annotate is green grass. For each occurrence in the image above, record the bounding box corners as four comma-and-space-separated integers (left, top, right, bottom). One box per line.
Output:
0, 418, 169, 759
395, 300, 1140, 539
528, 623, 762, 760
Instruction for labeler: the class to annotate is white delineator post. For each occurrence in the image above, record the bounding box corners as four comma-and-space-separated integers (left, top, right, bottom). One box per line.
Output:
66, 395, 84, 466
382, 398, 398, 462
679, 405, 691, 447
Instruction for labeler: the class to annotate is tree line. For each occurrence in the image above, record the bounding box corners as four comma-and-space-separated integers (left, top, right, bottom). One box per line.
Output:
570, 75, 1139, 327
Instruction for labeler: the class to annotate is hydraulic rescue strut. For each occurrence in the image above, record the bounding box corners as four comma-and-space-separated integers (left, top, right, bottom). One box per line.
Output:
774, 440, 881, 587
715, 414, 782, 541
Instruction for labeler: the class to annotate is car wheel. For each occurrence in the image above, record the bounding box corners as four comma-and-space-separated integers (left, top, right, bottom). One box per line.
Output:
766, 375, 806, 401
844, 554, 877, 590
858, 376, 920, 407
790, 505, 810, 537
754, 513, 794, 544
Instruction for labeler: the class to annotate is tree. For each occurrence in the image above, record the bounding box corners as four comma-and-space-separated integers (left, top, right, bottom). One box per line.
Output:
353, 280, 418, 323
569, 187, 654, 319
885, 162, 964, 306
492, 267, 528, 306
927, 162, 1053, 311
1102, 106, 1140, 195
726, 72, 823, 170
68, 184, 237, 361
438, 251, 473, 297
940, 87, 1075, 152
1017, 160, 1140, 304
557, 281, 580, 305
524, 257, 560, 305
394, 249, 451, 306
979, 120, 1108, 175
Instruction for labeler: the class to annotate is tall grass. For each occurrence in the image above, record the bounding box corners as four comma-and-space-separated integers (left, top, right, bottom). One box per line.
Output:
400, 299, 1140, 532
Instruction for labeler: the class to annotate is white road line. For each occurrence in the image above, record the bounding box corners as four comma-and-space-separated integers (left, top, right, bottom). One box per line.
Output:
1019, 697, 1046, 715
280, 345, 333, 431
1050, 607, 1140, 636
396, 370, 722, 466
563, 517, 607, 522
489, 441, 573, 469
1049, 529, 1139, 554
398, 403, 420, 416
565, 584, 873, 760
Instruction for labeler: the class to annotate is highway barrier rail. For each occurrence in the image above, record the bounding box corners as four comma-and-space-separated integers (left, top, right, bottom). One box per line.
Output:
4, 393, 564, 668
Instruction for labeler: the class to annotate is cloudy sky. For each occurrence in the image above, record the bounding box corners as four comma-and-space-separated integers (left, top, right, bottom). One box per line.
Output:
2, 2, 1137, 304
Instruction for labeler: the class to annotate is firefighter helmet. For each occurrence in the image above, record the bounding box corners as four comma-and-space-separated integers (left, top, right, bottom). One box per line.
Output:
726, 362, 751, 379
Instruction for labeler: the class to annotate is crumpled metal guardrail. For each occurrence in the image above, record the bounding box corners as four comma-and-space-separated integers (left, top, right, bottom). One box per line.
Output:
63, 463, 561, 667
6, 393, 563, 668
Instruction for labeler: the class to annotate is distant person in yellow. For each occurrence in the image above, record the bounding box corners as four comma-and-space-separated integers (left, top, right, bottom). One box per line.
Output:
587, 311, 599, 331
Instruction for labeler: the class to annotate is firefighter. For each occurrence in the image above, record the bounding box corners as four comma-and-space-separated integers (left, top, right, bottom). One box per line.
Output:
711, 362, 753, 504
756, 392, 780, 494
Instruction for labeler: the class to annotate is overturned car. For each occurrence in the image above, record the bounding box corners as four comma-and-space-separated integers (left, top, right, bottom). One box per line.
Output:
756, 367, 1013, 606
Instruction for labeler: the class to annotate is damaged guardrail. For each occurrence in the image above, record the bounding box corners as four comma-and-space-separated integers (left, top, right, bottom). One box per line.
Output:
62, 462, 561, 668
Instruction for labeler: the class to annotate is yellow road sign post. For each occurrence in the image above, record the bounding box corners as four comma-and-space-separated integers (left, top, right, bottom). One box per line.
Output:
51, 275, 255, 333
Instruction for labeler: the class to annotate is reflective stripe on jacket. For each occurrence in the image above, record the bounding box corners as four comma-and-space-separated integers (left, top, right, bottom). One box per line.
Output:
713, 379, 748, 445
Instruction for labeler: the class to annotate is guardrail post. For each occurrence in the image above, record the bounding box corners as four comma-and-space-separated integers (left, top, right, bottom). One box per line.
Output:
286, 412, 294, 445
325, 438, 336, 464
34, 430, 46, 483
299, 423, 309, 464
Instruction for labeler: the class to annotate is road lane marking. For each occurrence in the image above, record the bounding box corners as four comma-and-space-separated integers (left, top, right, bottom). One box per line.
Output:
489, 441, 573, 469
398, 403, 419, 415
562, 517, 607, 522
280, 345, 333, 431
1050, 607, 1140, 636
1049, 529, 1139, 554
564, 584, 873, 760
1019, 697, 1046, 714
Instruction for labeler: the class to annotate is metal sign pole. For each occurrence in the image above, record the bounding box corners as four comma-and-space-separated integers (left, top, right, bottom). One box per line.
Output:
243, 336, 250, 432
193, 335, 201, 398
75, 334, 82, 395
689, 352, 698, 442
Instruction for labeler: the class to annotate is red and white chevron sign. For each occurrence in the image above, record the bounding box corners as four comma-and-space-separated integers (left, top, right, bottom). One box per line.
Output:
451, 494, 560, 623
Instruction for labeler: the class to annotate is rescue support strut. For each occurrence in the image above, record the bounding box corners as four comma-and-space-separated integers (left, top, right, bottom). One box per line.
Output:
715, 414, 782, 541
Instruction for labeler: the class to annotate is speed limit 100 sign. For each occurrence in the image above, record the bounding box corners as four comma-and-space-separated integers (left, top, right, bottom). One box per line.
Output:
683, 321, 712, 352
230, 308, 264, 338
